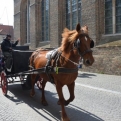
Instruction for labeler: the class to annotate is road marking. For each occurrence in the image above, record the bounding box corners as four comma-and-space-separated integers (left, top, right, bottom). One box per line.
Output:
75, 83, 121, 95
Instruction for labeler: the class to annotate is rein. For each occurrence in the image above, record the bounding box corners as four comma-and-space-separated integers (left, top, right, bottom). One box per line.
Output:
77, 48, 92, 57
60, 54, 79, 66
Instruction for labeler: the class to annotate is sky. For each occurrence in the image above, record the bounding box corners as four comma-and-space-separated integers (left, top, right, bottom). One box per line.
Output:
0, 0, 14, 26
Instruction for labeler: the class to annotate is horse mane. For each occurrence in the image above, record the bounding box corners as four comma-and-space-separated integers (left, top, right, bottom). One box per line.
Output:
61, 28, 78, 52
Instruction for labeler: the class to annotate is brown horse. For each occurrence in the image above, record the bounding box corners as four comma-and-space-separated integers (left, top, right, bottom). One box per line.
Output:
29, 23, 94, 121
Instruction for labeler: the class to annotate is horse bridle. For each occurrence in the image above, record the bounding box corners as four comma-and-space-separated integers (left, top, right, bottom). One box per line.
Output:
73, 34, 94, 58
55, 34, 94, 67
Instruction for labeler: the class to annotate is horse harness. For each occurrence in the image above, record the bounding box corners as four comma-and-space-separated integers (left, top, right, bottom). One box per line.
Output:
44, 50, 78, 83
73, 34, 94, 57
30, 34, 94, 84
45, 35, 94, 83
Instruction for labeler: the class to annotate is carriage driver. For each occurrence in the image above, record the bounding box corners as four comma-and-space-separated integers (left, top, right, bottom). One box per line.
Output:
1, 34, 20, 71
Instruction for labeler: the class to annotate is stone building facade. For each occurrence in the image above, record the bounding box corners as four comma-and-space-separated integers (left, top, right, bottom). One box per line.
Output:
14, 0, 121, 49
0, 25, 14, 43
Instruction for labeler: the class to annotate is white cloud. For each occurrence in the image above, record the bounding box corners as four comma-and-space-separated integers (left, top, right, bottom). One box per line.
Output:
0, 0, 14, 26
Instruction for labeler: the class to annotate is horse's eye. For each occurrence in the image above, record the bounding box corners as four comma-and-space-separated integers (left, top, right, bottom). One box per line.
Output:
90, 40, 94, 48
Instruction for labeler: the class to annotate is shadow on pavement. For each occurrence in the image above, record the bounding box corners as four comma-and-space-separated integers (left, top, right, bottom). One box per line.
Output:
78, 72, 96, 78
5, 84, 103, 121
69, 104, 103, 121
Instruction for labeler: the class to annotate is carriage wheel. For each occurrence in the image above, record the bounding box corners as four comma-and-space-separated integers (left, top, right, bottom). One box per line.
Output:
1, 71, 8, 96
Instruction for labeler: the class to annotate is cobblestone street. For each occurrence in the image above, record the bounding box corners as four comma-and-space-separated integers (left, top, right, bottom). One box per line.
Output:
0, 71, 121, 121
1, 0, 121, 120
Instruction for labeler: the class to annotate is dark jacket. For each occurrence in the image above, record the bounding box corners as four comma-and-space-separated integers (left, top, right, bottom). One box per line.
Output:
1, 39, 18, 52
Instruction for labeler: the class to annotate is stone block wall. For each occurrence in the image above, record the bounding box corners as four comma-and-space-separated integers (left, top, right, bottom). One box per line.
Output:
14, 0, 21, 43
29, 0, 36, 49
81, 0, 97, 42
49, 0, 59, 48
101, 34, 121, 44
14, 0, 121, 49
95, 0, 105, 44
81, 46, 121, 75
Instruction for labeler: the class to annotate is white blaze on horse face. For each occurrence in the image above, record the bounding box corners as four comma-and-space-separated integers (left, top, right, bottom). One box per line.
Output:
85, 36, 87, 41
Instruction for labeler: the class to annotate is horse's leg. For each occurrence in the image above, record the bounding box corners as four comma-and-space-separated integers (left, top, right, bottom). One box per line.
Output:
65, 82, 75, 106
30, 74, 36, 97
56, 82, 70, 121
57, 82, 75, 106
41, 79, 48, 106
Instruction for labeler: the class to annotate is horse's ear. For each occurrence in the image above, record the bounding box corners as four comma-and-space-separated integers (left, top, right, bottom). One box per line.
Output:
84, 25, 88, 30
82, 25, 89, 34
76, 23, 81, 32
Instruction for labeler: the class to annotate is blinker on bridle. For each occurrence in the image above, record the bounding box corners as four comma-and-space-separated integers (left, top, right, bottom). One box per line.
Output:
73, 36, 94, 57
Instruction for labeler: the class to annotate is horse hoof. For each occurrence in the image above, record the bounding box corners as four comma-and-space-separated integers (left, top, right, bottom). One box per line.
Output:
57, 100, 69, 106
41, 98, 48, 106
42, 101, 48, 106
61, 117, 70, 121
30, 94, 35, 97
64, 101, 69, 106
57, 101, 69, 106
30, 92, 35, 97
57, 100, 60, 105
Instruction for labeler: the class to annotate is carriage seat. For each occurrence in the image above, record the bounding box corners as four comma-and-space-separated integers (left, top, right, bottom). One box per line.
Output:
12, 45, 29, 51
12, 50, 33, 73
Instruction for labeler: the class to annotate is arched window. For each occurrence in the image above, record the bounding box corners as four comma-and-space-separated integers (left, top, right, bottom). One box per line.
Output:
66, 0, 81, 29
41, 0, 50, 41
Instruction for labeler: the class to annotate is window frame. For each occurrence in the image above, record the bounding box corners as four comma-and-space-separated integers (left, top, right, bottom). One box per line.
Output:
105, 0, 121, 34
41, 0, 50, 42
66, 0, 81, 30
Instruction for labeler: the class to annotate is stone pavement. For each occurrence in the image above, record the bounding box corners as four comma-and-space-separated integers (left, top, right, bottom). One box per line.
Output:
0, 71, 121, 121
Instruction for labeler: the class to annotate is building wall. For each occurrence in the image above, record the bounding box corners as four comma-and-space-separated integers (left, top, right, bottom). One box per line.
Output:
49, 0, 64, 48
29, 0, 36, 49
81, 0, 97, 43
97, 0, 121, 45
95, 0, 105, 44
49, 0, 59, 48
20, 0, 27, 45
14, 0, 21, 44
0, 35, 6, 43
14, 0, 121, 49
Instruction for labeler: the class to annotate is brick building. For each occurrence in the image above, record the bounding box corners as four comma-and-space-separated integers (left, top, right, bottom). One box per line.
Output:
14, 0, 121, 50
0, 24, 14, 43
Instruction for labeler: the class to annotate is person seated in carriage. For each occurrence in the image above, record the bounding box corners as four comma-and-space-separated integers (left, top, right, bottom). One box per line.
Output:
1, 34, 20, 72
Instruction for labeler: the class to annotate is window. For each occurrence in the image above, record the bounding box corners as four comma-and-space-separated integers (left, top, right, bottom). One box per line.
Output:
66, 0, 81, 30
41, 0, 50, 41
105, 0, 121, 34
105, 0, 112, 34
116, 0, 121, 33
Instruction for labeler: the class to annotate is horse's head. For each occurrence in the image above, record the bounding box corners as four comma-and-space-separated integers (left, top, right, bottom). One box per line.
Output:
61, 23, 94, 66
74, 23, 94, 66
